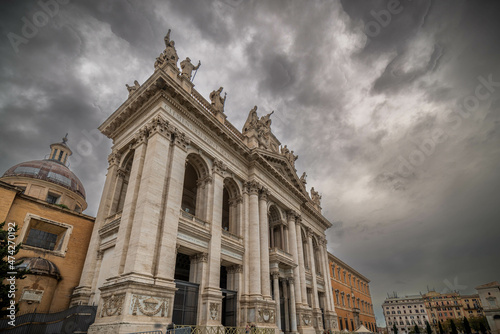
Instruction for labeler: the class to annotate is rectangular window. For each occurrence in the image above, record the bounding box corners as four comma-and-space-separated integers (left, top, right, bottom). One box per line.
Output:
25, 228, 58, 250
20, 214, 72, 256
46, 193, 60, 204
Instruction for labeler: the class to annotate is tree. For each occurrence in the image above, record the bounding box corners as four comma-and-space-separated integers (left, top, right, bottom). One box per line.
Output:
414, 325, 421, 334
425, 321, 432, 334
450, 319, 458, 334
438, 321, 444, 334
463, 317, 472, 334
393, 324, 399, 334
0, 221, 27, 317
479, 322, 487, 334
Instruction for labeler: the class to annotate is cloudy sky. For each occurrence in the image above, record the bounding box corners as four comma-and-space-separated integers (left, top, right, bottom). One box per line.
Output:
1, 0, 499, 326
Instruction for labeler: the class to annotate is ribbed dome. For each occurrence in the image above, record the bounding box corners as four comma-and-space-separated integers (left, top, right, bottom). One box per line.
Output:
16, 257, 61, 280
2, 159, 86, 199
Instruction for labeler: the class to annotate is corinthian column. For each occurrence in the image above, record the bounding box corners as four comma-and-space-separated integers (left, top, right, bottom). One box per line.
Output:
307, 228, 320, 310
272, 271, 281, 330
287, 211, 302, 304
259, 187, 271, 299
288, 277, 298, 334
247, 181, 261, 298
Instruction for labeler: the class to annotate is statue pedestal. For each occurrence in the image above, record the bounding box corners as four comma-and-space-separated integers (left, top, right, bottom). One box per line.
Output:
180, 76, 194, 94
215, 110, 227, 124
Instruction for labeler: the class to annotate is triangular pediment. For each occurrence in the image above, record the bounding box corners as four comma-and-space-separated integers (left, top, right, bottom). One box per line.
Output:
256, 149, 308, 196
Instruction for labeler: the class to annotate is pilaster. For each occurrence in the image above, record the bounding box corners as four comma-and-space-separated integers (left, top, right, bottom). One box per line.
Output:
155, 128, 190, 281
71, 149, 121, 305
123, 117, 172, 276
199, 158, 226, 326
259, 187, 271, 300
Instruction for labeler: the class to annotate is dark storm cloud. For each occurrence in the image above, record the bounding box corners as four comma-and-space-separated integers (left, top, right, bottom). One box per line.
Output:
1, 0, 500, 327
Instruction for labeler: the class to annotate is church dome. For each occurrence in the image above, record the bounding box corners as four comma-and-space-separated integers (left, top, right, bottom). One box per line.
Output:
16, 257, 62, 280
2, 159, 86, 199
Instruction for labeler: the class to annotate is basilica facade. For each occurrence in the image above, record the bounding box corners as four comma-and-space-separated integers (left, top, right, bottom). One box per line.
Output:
71, 31, 338, 334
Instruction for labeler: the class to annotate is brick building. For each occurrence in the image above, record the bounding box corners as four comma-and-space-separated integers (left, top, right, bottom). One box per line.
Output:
329, 253, 377, 332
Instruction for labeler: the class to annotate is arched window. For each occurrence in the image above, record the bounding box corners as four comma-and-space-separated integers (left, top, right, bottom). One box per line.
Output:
268, 205, 287, 251
110, 151, 134, 215
182, 161, 198, 214
301, 228, 309, 269
181, 154, 210, 219
221, 178, 241, 235
312, 237, 321, 275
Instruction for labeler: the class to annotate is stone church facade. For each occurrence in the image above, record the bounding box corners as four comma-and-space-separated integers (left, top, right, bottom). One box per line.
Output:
71, 30, 338, 334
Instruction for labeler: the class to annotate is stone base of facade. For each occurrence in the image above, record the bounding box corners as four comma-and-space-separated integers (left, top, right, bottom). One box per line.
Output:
88, 275, 177, 334
240, 298, 278, 328
296, 307, 316, 334
69, 285, 92, 307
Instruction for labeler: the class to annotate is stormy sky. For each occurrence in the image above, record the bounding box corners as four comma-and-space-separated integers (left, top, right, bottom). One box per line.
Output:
1, 0, 499, 326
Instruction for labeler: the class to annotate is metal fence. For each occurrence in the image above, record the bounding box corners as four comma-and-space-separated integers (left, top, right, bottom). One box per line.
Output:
0, 305, 97, 334
130, 325, 278, 334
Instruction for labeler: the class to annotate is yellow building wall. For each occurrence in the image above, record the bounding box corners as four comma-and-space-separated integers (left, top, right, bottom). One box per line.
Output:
1, 184, 94, 313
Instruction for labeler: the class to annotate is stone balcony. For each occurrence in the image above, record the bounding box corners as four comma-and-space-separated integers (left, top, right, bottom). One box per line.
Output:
269, 247, 296, 268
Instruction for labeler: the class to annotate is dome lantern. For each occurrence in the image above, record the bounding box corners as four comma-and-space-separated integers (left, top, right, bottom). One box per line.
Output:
48, 133, 72, 166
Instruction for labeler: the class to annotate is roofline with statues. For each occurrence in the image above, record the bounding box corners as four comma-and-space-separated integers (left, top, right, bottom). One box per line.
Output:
98, 29, 331, 228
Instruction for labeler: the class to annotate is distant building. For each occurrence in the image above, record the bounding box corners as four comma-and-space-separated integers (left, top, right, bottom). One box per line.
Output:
476, 281, 500, 334
382, 294, 429, 334
423, 291, 465, 326
383, 290, 486, 334
329, 253, 377, 332
460, 294, 484, 319
0, 137, 94, 313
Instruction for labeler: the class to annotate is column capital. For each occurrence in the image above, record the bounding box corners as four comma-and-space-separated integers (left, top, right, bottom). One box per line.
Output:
212, 158, 227, 176
287, 210, 297, 221
108, 150, 121, 167
287, 276, 295, 284
259, 187, 269, 201
117, 167, 127, 179
132, 126, 149, 149
318, 236, 327, 247
191, 252, 208, 263
227, 264, 242, 274
147, 115, 172, 139
305, 226, 313, 238
172, 128, 190, 150
246, 180, 260, 195
271, 271, 280, 279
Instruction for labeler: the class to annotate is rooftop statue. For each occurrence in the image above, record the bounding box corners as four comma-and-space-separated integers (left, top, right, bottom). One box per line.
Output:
243, 106, 259, 133
164, 29, 179, 66
300, 172, 307, 187
210, 87, 226, 113
180, 57, 201, 80
126, 80, 140, 96
310, 187, 322, 207
155, 29, 179, 69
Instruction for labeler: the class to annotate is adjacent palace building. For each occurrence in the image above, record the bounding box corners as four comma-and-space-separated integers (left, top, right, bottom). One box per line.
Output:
70, 31, 340, 334
328, 254, 376, 333
383, 290, 486, 334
